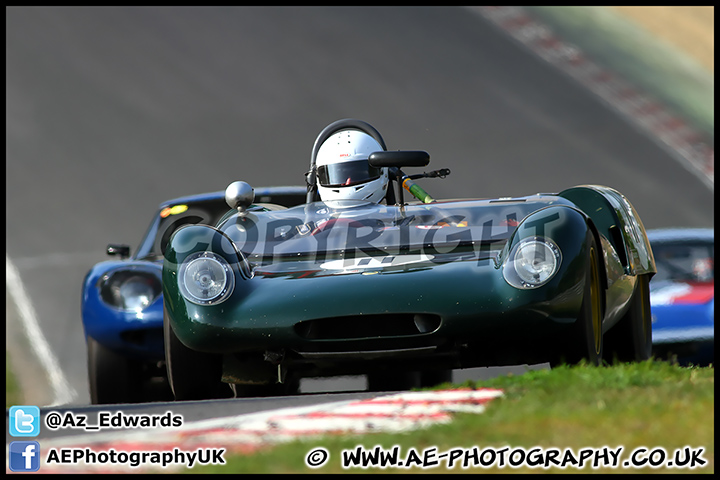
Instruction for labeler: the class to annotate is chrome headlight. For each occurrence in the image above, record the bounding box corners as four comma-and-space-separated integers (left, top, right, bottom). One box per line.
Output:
99, 271, 161, 312
178, 252, 235, 305
503, 237, 562, 289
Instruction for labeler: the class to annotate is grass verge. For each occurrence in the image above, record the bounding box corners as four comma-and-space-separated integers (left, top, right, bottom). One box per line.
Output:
190, 360, 713, 474
6, 351, 24, 408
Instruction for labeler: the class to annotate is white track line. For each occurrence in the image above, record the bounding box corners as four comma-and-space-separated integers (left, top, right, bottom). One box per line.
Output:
6, 254, 77, 406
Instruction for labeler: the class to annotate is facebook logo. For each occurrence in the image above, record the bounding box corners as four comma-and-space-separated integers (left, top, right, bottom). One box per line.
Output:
9, 441, 41, 472
9, 405, 40, 436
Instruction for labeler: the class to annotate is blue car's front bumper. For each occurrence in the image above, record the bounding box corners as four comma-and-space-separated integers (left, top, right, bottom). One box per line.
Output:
82, 295, 164, 361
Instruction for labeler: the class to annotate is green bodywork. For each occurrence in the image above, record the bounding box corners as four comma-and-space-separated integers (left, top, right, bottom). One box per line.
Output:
163, 185, 655, 379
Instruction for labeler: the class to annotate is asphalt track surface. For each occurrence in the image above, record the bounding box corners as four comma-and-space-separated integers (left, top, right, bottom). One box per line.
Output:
6, 7, 714, 412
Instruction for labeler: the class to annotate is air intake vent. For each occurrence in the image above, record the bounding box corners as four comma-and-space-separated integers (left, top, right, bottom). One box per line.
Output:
294, 314, 441, 340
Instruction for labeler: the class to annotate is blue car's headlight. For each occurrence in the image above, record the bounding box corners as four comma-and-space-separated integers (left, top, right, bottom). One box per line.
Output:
118, 277, 156, 311
99, 270, 162, 311
178, 252, 235, 305
503, 237, 562, 289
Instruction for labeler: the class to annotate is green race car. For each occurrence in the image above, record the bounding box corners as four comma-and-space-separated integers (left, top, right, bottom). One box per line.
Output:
162, 124, 655, 401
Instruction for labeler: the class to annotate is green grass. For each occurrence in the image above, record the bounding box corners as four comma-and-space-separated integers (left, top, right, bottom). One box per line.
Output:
186, 360, 713, 474
524, 6, 714, 141
6, 351, 24, 408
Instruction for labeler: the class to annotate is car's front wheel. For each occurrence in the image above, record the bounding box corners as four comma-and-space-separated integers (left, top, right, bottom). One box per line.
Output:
552, 233, 605, 367
163, 308, 233, 401
604, 274, 652, 363
87, 336, 139, 404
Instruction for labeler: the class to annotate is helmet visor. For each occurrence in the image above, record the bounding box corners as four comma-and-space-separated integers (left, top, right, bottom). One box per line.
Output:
317, 160, 382, 187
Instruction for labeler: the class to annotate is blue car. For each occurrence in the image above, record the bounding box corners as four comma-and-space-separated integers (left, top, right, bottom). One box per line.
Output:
81, 186, 307, 404
648, 228, 714, 366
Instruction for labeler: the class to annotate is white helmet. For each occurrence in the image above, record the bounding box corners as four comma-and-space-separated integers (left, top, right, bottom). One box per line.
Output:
315, 129, 389, 203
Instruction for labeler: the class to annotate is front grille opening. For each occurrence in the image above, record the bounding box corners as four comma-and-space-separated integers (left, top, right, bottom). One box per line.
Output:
120, 328, 162, 347
294, 314, 441, 340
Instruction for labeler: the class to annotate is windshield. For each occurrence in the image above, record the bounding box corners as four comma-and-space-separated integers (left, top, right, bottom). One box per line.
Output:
651, 240, 714, 283
218, 197, 573, 263
135, 198, 233, 259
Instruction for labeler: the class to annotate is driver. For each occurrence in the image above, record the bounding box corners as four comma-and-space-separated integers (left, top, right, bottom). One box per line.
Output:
314, 128, 389, 203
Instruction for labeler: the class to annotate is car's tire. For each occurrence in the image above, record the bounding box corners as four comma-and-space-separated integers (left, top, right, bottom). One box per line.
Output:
552, 233, 604, 367
604, 274, 652, 363
87, 336, 140, 404
163, 308, 233, 401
